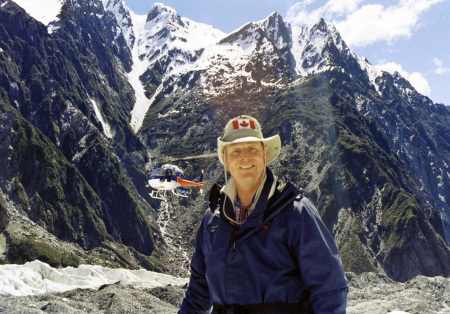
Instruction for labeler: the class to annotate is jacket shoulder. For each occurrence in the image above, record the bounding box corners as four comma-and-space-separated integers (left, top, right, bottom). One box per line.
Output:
263, 181, 302, 220
269, 181, 302, 204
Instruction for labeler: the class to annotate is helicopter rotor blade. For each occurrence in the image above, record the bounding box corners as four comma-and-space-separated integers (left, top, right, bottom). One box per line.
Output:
172, 153, 217, 161
158, 152, 217, 163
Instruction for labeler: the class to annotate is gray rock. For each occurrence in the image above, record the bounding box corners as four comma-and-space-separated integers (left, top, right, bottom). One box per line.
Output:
0, 282, 185, 313
347, 272, 450, 313
1, 273, 449, 313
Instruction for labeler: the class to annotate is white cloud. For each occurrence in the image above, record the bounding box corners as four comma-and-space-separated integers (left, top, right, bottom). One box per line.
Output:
376, 62, 431, 96
433, 58, 450, 74
286, 0, 443, 48
286, 0, 363, 27
286, 0, 438, 98
408, 72, 431, 96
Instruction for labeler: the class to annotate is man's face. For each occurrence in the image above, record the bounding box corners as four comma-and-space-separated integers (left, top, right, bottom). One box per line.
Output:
224, 141, 268, 190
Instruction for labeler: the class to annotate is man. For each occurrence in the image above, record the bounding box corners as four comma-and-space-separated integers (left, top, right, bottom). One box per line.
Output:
179, 115, 348, 313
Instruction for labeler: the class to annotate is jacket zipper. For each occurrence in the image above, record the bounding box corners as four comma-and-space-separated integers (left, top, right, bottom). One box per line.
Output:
228, 228, 237, 251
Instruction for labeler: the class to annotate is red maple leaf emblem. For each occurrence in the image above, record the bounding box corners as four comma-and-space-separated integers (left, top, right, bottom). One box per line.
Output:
240, 121, 249, 128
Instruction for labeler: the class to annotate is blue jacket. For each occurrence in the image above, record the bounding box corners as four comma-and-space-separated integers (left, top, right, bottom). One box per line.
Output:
180, 169, 348, 313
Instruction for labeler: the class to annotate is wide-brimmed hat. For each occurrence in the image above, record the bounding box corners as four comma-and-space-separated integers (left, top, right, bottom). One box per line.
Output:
217, 115, 281, 165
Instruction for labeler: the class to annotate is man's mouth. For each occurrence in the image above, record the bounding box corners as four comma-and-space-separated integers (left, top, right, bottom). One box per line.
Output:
239, 165, 254, 170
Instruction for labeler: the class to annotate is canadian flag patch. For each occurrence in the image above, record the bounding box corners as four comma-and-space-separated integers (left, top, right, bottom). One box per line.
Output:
232, 119, 255, 130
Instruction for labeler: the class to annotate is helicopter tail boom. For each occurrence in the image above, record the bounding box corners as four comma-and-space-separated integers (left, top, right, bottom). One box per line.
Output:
176, 177, 205, 187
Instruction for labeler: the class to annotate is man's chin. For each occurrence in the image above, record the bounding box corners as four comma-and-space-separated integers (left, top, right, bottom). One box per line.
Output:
236, 174, 262, 187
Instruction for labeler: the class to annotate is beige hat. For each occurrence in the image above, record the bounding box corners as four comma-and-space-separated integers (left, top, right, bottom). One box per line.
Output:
217, 115, 281, 165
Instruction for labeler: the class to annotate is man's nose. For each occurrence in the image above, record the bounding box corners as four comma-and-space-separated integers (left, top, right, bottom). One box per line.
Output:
240, 149, 251, 159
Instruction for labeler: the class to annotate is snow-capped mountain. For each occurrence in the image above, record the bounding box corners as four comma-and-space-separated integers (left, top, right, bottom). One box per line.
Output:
293, 18, 350, 74
101, 0, 136, 47
0, 0, 449, 286
103, 0, 225, 130
1, 0, 157, 271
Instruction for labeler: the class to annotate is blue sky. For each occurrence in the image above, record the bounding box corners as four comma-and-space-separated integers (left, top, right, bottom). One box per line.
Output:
124, 0, 450, 106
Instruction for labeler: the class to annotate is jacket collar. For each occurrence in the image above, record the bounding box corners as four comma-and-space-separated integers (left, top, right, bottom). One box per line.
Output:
220, 169, 277, 203
220, 168, 286, 228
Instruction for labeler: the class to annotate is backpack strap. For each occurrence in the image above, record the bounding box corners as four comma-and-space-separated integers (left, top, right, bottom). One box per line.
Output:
263, 181, 301, 221
208, 183, 223, 213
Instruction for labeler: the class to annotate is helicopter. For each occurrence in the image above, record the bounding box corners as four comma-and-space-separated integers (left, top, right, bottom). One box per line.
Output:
147, 153, 216, 201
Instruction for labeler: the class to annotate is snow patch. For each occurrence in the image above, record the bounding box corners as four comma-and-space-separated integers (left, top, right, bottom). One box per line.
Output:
130, 83, 162, 132
0, 260, 188, 297
47, 24, 61, 34
9, 82, 18, 90
124, 5, 224, 131
90, 98, 113, 138
358, 57, 384, 94
158, 110, 180, 118
13, 0, 63, 26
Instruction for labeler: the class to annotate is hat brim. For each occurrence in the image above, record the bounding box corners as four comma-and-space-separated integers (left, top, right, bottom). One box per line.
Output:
217, 135, 281, 165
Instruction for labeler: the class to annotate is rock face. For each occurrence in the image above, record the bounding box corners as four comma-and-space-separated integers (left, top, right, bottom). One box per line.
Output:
0, 0, 449, 283
0, 0, 161, 270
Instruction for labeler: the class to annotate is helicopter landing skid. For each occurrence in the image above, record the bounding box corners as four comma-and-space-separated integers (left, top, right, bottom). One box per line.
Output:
150, 189, 189, 201
171, 190, 190, 198
150, 190, 168, 201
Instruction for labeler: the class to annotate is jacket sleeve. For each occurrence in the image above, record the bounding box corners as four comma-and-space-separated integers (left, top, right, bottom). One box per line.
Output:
290, 197, 348, 314
179, 216, 212, 313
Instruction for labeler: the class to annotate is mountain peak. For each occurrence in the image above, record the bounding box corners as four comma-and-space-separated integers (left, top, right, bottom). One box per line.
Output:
146, 3, 182, 24
260, 11, 286, 31
219, 11, 291, 52
102, 0, 135, 47
289, 16, 357, 76
309, 17, 335, 36
267, 11, 282, 20
315, 17, 326, 27
260, 11, 291, 49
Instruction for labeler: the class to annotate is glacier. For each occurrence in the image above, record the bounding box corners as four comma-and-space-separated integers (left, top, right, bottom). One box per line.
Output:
0, 260, 188, 297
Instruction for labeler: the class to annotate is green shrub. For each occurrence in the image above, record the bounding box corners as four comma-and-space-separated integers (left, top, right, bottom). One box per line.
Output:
0, 190, 8, 231
7, 237, 80, 267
